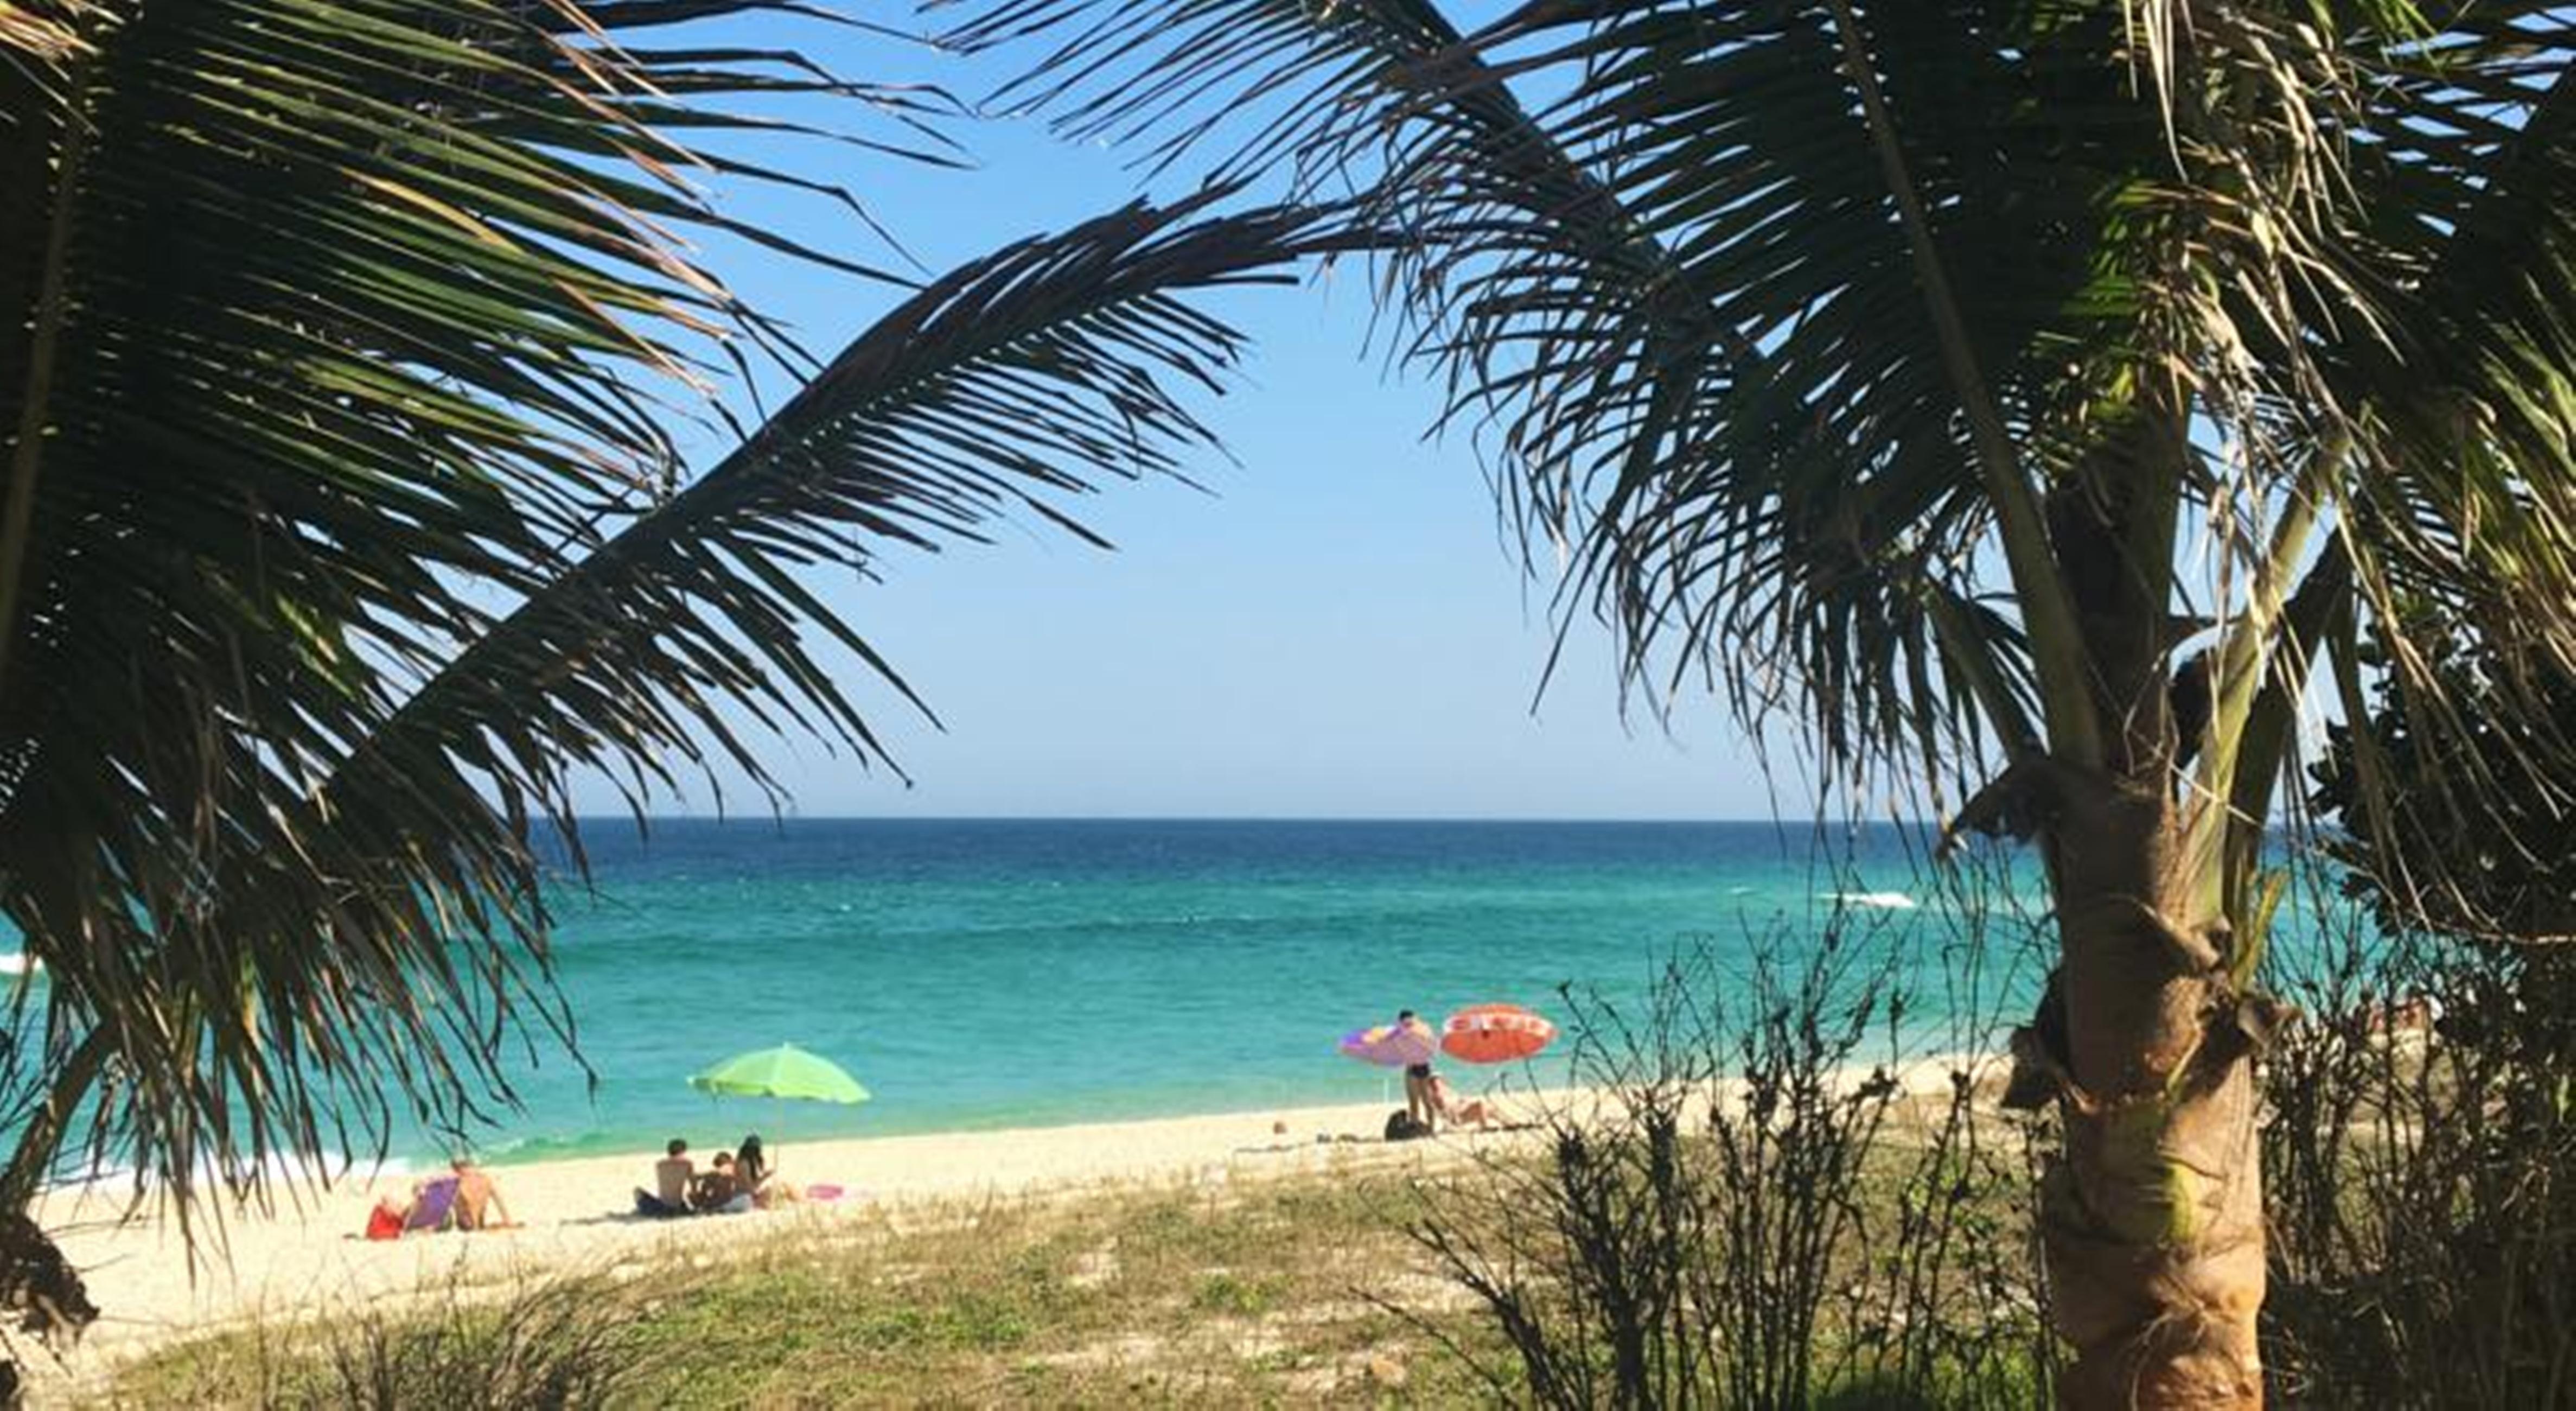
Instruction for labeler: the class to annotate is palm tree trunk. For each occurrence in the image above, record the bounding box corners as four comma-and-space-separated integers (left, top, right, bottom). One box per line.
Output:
2038, 775, 2266, 1408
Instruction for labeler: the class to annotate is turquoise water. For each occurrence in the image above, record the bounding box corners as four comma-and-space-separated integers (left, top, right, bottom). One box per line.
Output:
9, 817, 2374, 1177
4, 819, 2127, 1178
441, 818, 2026, 1168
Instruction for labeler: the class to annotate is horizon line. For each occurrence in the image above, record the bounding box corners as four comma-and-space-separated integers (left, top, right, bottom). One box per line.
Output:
559, 813, 1941, 827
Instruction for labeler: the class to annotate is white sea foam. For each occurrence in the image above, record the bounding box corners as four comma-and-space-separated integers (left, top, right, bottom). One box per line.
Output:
1827, 891, 1920, 911
48, 1148, 409, 1195
0, 952, 40, 976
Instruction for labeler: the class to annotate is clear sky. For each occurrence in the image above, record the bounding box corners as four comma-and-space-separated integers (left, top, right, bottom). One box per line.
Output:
572, 16, 1791, 822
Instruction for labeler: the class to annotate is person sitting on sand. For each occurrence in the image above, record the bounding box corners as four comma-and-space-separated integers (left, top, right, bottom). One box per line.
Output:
690, 1152, 754, 1214
634, 1137, 695, 1218
1426, 1072, 1494, 1132
450, 1157, 518, 1231
360, 1172, 458, 1238
658, 1137, 694, 1206
737, 1134, 801, 1209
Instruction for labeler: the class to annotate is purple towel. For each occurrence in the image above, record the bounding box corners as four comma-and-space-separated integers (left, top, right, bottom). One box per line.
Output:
404, 1176, 461, 1233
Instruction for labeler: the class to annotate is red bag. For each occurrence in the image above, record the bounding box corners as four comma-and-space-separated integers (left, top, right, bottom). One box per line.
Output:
364, 1201, 403, 1241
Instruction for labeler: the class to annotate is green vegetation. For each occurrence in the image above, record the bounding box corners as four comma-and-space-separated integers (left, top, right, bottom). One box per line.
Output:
1407, 937, 2058, 1408
113, 1170, 1509, 1409
947, 2, 2576, 1396
11, 3, 2575, 1403
2261, 623, 2576, 1407
2, 4, 1343, 1382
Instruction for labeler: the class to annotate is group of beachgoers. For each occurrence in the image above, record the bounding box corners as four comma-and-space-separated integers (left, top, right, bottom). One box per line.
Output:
362, 1157, 517, 1240
1393, 1009, 1493, 1137
354, 1134, 814, 1237
355, 1010, 1508, 1240
633, 1134, 800, 1218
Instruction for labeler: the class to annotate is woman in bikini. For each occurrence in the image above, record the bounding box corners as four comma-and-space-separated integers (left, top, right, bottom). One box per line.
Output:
1425, 1072, 1494, 1130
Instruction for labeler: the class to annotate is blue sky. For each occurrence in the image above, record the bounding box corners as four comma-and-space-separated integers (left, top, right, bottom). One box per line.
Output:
573, 17, 1787, 821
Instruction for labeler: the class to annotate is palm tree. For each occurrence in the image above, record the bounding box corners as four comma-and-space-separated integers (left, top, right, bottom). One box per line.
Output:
1, 0, 1342, 1356
952, 0, 2576, 1402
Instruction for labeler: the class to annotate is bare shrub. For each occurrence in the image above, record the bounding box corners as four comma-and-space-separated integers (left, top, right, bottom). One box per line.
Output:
1835, 1065, 2052, 1409
2262, 918, 2576, 1408
1404, 922, 2048, 1408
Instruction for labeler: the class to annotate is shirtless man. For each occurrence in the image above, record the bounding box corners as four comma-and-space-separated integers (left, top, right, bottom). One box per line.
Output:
450, 1157, 517, 1230
655, 1139, 694, 1209
630, 1137, 699, 1218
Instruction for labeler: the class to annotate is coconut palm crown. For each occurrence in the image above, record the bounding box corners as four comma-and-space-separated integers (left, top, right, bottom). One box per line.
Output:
950, 0, 2576, 1402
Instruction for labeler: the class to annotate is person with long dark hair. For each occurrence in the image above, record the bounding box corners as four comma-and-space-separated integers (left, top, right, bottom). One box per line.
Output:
737, 1133, 802, 1207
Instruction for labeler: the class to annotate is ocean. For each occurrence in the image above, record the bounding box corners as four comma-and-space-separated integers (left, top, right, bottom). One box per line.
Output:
9, 818, 2108, 1177
452, 817, 2029, 1168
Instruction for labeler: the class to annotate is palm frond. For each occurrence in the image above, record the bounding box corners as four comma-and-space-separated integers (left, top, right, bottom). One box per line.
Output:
4, 192, 1348, 1232
2326, 13, 2576, 610
354, 192, 1354, 814
2258, 8, 2576, 932
0, 1, 1353, 1229
966, 1, 2574, 782
949, 0, 1464, 185
955, 0, 2182, 783
1, 0, 953, 841
0, 3, 94, 60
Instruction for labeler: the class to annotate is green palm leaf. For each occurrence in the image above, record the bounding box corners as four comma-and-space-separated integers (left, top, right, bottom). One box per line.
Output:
955, 0, 2576, 1391
960, 0, 2576, 849
0, 1, 1347, 1251
2, 193, 1347, 1229
1, 0, 950, 1218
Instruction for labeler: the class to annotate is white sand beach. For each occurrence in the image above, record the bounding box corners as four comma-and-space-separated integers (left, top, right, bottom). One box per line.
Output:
24, 1094, 1533, 1399
23, 1057, 1986, 1402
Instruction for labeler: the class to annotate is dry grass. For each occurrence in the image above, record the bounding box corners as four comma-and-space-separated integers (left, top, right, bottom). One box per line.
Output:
102, 1165, 1506, 1409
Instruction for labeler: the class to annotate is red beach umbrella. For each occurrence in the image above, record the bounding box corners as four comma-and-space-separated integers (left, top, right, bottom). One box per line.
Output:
1442, 1003, 1557, 1064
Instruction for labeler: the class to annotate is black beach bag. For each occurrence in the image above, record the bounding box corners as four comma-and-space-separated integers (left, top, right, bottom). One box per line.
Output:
1383, 1109, 1430, 1142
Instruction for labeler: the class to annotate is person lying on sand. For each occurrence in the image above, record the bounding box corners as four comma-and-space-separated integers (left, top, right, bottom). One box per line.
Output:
690, 1152, 754, 1214
1426, 1073, 1494, 1132
450, 1157, 519, 1230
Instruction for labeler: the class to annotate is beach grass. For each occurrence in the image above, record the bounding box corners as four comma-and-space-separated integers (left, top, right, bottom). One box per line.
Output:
105, 1165, 1508, 1408
81, 1053, 2051, 1407
95, 1126, 2047, 1408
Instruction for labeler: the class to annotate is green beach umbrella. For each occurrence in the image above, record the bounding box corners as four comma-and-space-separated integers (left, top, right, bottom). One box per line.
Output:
687, 1043, 871, 1106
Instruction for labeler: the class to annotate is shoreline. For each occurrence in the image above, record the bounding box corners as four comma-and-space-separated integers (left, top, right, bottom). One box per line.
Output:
340, 1023, 1990, 1176
425, 1082, 1504, 1175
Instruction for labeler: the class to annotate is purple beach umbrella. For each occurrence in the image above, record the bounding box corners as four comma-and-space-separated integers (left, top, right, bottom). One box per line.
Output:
1339, 1018, 1439, 1068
